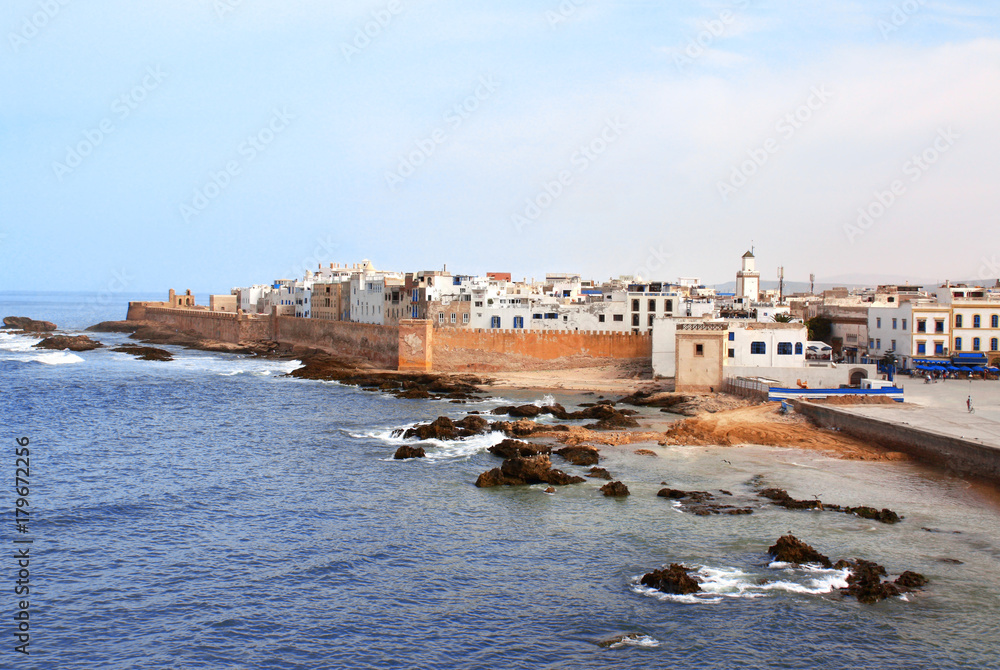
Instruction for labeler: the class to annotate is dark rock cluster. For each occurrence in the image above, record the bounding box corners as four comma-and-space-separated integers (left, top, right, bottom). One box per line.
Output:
490, 402, 639, 430
657, 488, 753, 516
639, 564, 702, 595
475, 454, 585, 488
33, 335, 103, 352
111, 344, 173, 361
757, 488, 902, 524
767, 535, 928, 604
600, 481, 630, 497
3, 316, 57, 332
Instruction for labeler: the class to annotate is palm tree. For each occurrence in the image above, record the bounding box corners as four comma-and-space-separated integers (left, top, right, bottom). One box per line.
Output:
773, 313, 793, 323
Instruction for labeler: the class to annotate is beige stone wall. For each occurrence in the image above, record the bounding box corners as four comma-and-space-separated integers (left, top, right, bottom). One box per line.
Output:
675, 331, 725, 392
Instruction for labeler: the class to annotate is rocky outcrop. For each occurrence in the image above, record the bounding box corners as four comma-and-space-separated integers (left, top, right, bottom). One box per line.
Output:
639, 564, 702, 595
488, 439, 550, 459
757, 488, 902, 524
600, 481, 630, 497
86, 320, 141, 333
393, 445, 426, 459
843, 506, 901, 524
475, 455, 585, 488
555, 445, 600, 466
657, 488, 753, 516
33, 335, 103, 352
111, 344, 173, 361
3, 316, 56, 332
767, 535, 832, 568
894, 571, 929, 589
586, 467, 613, 480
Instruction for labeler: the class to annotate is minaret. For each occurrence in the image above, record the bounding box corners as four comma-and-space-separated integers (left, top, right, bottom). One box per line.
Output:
735, 250, 760, 303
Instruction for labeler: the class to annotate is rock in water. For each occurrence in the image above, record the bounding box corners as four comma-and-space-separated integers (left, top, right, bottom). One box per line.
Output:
111, 344, 173, 361
33, 335, 103, 351
844, 506, 901, 524
3, 316, 57, 332
475, 455, 585, 488
895, 571, 928, 589
393, 445, 426, 459
600, 481, 630, 497
767, 535, 832, 568
640, 564, 702, 595
488, 439, 550, 459
840, 559, 898, 604
555, 445, 600, 466
586, 467, 613, 480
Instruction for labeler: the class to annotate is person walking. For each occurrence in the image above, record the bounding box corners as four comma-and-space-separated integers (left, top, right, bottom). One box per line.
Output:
967, 395, 974, 413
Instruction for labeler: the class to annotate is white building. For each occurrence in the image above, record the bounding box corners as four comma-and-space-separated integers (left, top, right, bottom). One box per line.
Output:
735, 251, 760, 303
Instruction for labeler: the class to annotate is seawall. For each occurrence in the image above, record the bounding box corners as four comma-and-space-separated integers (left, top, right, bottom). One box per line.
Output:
425, 327, 652, 373
794, 400, 1000, 485
127, 305, 650, 373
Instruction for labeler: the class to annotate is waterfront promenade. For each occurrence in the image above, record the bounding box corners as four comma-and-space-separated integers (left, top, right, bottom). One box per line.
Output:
797, 378, 1000, 484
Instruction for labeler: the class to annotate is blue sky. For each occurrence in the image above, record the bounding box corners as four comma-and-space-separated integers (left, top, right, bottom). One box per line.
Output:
2, 0, 999, 295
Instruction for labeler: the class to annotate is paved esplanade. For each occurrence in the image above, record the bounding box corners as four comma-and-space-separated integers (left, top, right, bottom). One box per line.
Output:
836, 378, 1000, 450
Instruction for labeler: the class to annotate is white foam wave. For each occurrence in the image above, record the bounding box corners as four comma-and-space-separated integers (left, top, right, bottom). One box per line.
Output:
164, 354, 302, 377
0, 332, 43, 353
31, 351, 85, 365
533, 394, 557, 407
360, 425, 509, 462
631, 563, 851, 604
606, 634, 660, 649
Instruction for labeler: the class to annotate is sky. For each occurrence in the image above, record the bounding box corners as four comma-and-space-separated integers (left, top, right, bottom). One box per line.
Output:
2, 0, 999, 295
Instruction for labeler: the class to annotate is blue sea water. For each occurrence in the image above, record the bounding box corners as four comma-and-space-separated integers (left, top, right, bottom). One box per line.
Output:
3, 291, 1000, 669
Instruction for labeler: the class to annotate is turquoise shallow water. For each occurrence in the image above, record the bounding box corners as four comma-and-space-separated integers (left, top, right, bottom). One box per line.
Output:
3, 292, 1000, 669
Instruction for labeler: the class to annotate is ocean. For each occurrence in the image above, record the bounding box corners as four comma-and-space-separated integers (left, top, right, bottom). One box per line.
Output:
2, 291, 1000, 669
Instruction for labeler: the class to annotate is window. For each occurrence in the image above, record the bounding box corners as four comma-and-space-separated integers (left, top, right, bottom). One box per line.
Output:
490, 316, 501, 328
955, 337, 962, 351
876, 339, 881, 349
450, 313, 457, 324
902, 319, 908, 330
750, 341, 766, 354
935, 342, 944, 355
973, 337, 981, 351
795, 342, 803, 355
992, 338, 998, 351
892, 318, 897, 330
728, 332, 735, 341
891, 339, 896, 351
869, 339, 874, 348
956, 314, 963, 328
598, 314, 606, 323
648, 315, 655, 327
437, 313, 444, 324
993, 315, 999, 328
632, 314, 640, 327
532, 314, 542, 319
974, 314, 981, 328
665, 299, 673, 312
463, 313, 469, 324
695, 344, 704, 357
513, 316, 524, 329
631, 299, 640, 312
648, 299, 656, 311
876, 317, 882, 328
917, 320, 926, 333
917, 341, 926, 354
613, 314, 624, 322
545, 313, 558, 319
777, 342, 793, 355
935, 320, 944, 333
728, 348, 735, 358
475, 301, 483, 308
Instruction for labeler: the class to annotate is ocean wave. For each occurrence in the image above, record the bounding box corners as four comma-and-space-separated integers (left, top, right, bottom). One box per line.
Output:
31, 351, 85, 365
630, 563, 851, 604
0, 331, 43, 353
359, 426, 509, 462
605, 634, 661, 649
